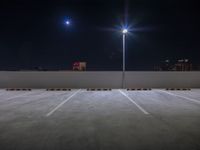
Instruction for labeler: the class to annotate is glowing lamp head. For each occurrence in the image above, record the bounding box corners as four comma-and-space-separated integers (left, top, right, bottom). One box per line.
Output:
65, 21, 70, 25
122, 29, 128, 34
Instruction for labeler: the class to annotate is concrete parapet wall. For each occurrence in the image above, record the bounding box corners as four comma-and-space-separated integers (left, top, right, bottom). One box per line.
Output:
0, 71, 200, 88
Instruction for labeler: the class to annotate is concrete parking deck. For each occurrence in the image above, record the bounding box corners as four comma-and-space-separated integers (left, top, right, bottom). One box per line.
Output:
0, 89, 200, 150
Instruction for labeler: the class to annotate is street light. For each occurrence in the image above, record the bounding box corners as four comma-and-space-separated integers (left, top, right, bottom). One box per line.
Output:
65, 20, 70, 26
122, 29, 128, 34
122, 28, 128, 88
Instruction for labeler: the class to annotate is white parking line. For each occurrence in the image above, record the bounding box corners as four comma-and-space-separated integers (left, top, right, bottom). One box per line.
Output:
33, 91, 57, 98
158, 90, 200, 105
119, 90, 150, 115
0, 92, 5, 96
0, 90, 7, 95
5, 92, 32, 100
46, 89, 81, 117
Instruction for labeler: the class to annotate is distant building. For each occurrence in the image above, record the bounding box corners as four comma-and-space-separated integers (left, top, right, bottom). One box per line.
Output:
154, 60, 173, 71
73, 62, 87, 71
154, 59, 193, 71
173, 59, 192, 71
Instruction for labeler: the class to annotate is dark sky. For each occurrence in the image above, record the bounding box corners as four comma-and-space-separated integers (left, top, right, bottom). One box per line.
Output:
0, 0, 199, 70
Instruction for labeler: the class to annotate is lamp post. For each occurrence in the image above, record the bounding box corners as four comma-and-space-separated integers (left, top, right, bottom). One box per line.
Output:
122, 28, 128, 88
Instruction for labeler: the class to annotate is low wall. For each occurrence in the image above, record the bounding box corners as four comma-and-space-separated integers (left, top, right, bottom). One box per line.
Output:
0, 71, 200, 88
0, 71, 122, 88
125, 72, 200, 88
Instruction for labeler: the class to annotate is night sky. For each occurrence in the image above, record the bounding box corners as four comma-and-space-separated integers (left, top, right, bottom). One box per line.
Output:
0, 0, 199, 70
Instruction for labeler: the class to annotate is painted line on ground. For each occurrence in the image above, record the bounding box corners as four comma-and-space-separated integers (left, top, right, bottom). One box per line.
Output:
5, 92, 33, 101
158, 90, 200, 105
0, 91, 73, 106
46, 89, 81, 117
0, 92, 5, 96
0, 90, 7, 95
119, 90, 150, 115
32, 91, 59, 98
185, 91, 200, 97
35, 90, 69, 97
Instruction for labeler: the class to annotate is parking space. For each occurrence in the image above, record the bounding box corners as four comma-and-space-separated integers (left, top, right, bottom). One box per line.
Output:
0, 89, 200, 150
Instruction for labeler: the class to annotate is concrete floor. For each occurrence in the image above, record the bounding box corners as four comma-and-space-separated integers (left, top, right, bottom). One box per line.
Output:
0, 89, 200, 150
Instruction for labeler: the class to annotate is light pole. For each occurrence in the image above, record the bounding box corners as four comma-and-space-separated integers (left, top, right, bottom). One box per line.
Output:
122, 28, 128, 88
